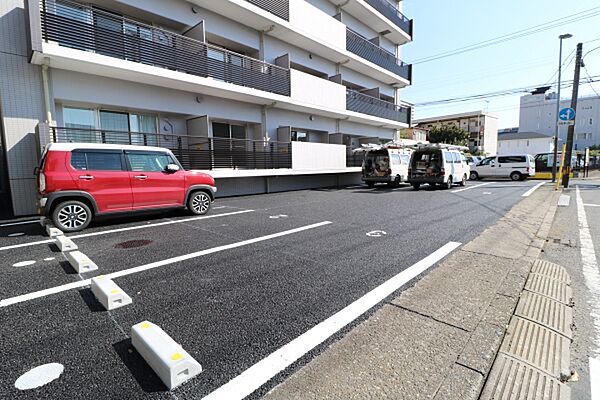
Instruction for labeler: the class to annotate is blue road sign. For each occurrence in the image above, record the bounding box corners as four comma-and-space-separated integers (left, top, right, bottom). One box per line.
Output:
559, 107, 576, 121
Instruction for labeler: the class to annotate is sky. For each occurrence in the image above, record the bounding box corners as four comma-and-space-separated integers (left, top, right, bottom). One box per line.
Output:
401, 0, 600, 128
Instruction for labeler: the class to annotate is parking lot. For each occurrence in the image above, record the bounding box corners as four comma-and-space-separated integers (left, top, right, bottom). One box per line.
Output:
0, 180, 546, 399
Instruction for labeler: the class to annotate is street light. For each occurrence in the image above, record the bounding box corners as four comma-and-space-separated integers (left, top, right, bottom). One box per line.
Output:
552, 33, 573, 182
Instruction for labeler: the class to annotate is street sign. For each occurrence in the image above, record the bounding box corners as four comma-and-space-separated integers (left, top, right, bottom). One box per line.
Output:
558, 120, 575, 126
558, 107, 575, 121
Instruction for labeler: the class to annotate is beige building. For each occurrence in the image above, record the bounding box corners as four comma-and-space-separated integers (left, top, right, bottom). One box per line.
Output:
414, 111, 499, 155
398, 127, 428, 142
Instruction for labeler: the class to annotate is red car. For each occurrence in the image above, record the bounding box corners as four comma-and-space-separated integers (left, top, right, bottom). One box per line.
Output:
36, 143, 217, 232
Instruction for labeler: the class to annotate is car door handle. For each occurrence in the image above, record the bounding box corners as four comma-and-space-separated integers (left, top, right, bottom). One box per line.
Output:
79, 175, 94, 180
133, 175, 148, 180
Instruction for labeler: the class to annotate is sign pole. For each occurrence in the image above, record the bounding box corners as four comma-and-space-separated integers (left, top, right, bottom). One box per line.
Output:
556, 144, 566, 191
562, 43, 582, 188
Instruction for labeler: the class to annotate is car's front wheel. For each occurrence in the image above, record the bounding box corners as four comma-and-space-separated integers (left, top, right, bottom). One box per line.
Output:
52, 200, 92, 232
188, 191, 212, 215
470, 171, 479, 180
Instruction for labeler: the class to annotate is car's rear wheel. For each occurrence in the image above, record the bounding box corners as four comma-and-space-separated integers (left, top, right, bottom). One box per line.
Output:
469, 171, 479, 180
412, 183, 420, 191
188, 191, 211, 215
367, 182, 375, 188
52, 200, 92, 232
445, 176, 453, 189
510, 171, 522, 181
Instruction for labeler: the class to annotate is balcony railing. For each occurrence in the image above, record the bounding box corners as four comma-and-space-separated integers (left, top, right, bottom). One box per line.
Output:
39, 0, 290, 96
364, 0, 412, 37
346, 90, 410, 124
244, 0, 289, 21
346, 29, 411, 81
50, 127, 292, 170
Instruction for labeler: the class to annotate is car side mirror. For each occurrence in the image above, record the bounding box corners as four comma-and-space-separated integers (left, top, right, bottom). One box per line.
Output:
165, 164, 180, 173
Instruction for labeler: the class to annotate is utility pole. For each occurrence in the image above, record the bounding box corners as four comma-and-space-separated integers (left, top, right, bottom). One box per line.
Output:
562, 42, 583, 188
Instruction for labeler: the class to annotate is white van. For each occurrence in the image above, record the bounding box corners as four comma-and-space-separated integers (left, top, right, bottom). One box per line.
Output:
362, 148, 411, 188
470, 154, 535, 181
407, 145, 470, 190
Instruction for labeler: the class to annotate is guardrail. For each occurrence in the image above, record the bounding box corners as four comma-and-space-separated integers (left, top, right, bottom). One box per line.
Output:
40, 0, 290, 96
245, 0, 289, 21
346, 90, 410, 124
50, 127, 292, 170
346, 29, 411, 81
364, 0, 413, 37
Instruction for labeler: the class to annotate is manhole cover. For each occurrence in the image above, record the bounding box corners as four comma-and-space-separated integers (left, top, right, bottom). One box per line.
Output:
114, 239, 153, 249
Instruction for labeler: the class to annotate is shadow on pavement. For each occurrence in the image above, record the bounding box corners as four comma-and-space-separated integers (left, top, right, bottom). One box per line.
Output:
113, 338, 168, 393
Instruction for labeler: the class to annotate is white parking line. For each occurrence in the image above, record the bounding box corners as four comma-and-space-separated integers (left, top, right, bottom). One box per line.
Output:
201, 241, 462, 400
451, 182, 491, 193
585, 203, 600, 207
576, 186, 600, 359
0, 219, 40, 227
0, 221, 332, 307
521, 182, 545, 197
0, 210, 254, 252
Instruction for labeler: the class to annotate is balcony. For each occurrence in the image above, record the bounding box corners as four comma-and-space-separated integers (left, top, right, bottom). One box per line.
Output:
364, 0, 412, 38
39, 0, 290, 96
346, 89, 410, 124
346, 29, 411, 82
50, 127, 292, 170
244, 0, 289, 21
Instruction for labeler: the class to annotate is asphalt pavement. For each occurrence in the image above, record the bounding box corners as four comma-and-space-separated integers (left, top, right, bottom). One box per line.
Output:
0, 180, 545, 400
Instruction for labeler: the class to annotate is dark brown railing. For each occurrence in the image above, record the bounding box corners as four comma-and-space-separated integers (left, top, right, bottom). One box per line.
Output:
346, 90, 410, 124
346, 28, 411, 81
244, 0, 289, 21
364, 0, 412, 37
50, 127, 292, 170
40, 0, 290, 96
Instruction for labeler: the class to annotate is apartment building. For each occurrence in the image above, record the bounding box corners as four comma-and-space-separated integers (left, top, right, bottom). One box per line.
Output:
414, 111, 499, 155
519, 90, 600, 151
0, 0, 413, 218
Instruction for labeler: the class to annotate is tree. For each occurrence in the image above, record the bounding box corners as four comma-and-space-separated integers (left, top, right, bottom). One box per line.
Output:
427, 125, 469, 146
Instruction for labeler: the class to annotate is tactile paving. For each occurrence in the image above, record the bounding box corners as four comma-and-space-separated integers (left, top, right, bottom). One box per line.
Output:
530, 259, 571, 284
500, 316, 570, 377
524, 274, 573, 305
515, 291, 573, 339
480, 354, 571, 400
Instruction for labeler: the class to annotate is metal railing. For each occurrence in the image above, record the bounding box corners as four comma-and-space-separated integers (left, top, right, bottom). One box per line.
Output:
50, 127, 292, 170
346, 29, 411, 81
346, 90, 410, 124
40, 0, 290, 96
364, 0, 412, 37
244, 0, 289, 21
346, 150, 365, 168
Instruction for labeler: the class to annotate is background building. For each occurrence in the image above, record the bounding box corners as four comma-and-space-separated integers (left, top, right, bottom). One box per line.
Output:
0, 0, 413, 217
413, 111, 498, 155
519, 90, 600, 150
398, 126, 428, 142
497, 132, 554, 155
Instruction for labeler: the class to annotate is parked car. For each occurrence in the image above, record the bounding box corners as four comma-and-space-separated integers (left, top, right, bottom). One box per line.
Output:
362, 148, 411, 188
465, 155, 482, 166
470, 154, 535, 181
36, 143, 217, 232
407, 145, 470, 190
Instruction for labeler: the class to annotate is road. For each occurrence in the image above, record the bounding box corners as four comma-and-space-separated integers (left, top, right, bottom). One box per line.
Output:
0, 180, 544, 399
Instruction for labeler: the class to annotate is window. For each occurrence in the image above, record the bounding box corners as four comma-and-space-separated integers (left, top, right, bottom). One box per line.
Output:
291, 130, 308, 142
126, 152, 173, 172
498, 156, 526, 163
479, 157, 494, 166
590, 118, 593, 125
400, 154, 410, 164
63, 107, 97, 142
70, 151, 124, 171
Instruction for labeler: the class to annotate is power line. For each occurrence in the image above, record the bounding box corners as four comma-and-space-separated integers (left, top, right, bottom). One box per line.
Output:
410, 7, 600, 65
584, 65, 600, 97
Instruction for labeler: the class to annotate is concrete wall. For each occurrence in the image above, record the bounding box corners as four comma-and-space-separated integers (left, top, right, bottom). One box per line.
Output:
0, 0, 45, 216
290, 69, 346, 111
289, 0, 346, 51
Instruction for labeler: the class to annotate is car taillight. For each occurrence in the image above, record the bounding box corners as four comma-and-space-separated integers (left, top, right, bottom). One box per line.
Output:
39, 172, 46, 192
440, 168, 445, 176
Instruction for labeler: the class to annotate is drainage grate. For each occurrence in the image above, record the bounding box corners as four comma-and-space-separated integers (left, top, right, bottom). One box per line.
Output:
114, 239, 153, 249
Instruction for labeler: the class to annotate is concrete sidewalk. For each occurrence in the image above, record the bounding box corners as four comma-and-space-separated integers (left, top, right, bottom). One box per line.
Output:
265, 186, 561, 400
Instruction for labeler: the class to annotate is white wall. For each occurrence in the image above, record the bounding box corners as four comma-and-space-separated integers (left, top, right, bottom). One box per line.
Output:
290, 69, 346, 111
292, 142, 346, 170
497, 137, 553, 155
266, 108, 336, 141
289, 0, 346, 51
483, 115, 498, 155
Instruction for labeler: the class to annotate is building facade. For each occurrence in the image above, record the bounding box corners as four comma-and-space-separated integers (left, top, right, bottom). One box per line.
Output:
414, 111, 498, 155
519, 91, 600, 151
398, 126, 428, 142
497, 132, 554, 156
0, 0, 413, 217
